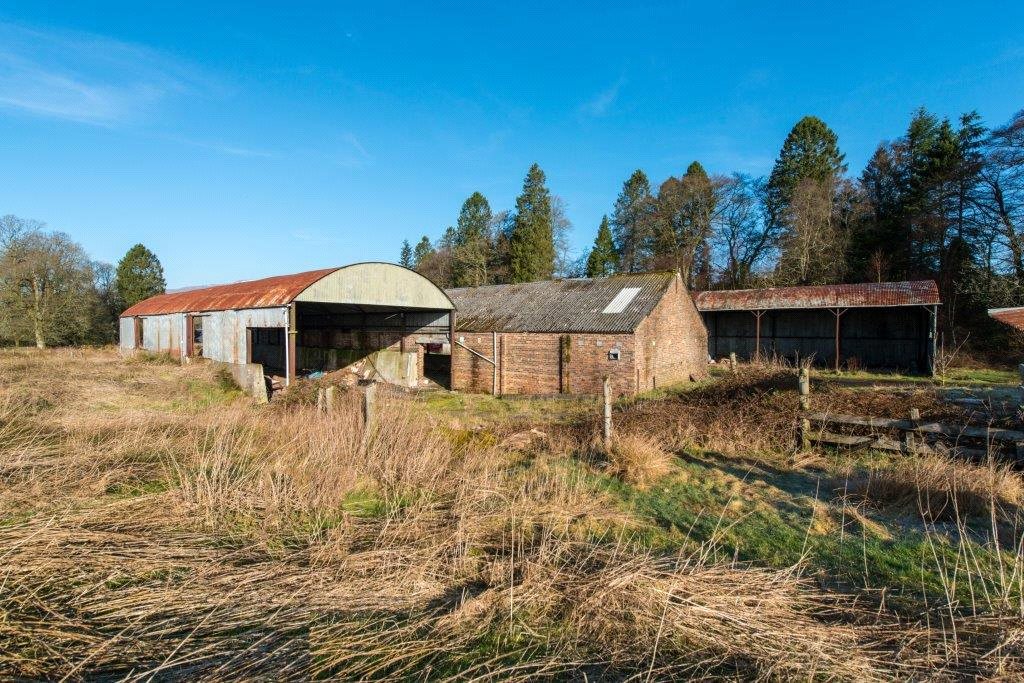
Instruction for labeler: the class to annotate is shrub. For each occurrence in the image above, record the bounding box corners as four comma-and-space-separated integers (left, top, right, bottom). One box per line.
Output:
604, 433, 674, 486
847, 455, 1023, 522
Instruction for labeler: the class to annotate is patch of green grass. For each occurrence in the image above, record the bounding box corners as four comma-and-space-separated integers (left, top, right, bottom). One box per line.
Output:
941, 366, 1018, 385
817, 366, 1017, 387
592, 450, 1020, 614
173, 377, 242, 409
105, 479, 171, 498
127, 351, 179, 365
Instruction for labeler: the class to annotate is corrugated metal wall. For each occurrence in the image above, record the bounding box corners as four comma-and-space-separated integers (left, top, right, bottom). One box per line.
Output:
704, 307, 931, 372
119, 307, 289, 364
118, 317, 136, 350
201, 308, 289, 364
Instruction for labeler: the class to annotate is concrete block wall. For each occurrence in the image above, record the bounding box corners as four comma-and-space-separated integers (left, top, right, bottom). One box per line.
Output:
296, 326, 425, 386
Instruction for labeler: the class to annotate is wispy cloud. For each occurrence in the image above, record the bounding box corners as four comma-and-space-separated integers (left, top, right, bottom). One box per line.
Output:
580, 76, 626, 117
171, 136, 278, 159
0, 20, 206, 125
330, 132, 373, 168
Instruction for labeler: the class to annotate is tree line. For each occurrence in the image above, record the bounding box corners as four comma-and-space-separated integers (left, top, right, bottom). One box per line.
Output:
0, 215, 166, 348
407, 108, 1024, 347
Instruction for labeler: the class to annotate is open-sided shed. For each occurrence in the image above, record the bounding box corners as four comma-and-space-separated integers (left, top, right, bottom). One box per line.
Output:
119, 262, 454, 391
695, 281, 940, 374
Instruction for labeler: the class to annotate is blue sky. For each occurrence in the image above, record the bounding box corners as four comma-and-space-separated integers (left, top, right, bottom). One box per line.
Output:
1, 2, 1023, 288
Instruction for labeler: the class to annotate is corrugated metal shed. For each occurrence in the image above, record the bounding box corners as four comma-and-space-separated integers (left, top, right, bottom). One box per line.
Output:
120, 262, 455, 317
122, 268, 338, 316
989, 307, 1024, 332
694, 280, 940, 312
447, 272, 677, 333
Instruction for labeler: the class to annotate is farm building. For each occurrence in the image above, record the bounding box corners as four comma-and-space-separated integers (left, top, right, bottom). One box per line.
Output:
119, 263, 454, 392
694, 280, 940, 374
446, 271, 707, 396
989, 306, 1024, 333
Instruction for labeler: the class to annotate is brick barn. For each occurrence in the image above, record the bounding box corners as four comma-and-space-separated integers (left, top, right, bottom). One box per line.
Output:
446, 272, 708, 396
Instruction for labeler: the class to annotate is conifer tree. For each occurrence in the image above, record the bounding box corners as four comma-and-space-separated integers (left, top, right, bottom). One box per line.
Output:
508, 164, 555, 282
651, 161, 716, 285
585, 216, 617, 277
611, 169, 654, 272
452, 192, 492, 286
412, 236, 433, 266
765, 116, 847, 228
399, 239, 413, 268
115, 243, 165, 311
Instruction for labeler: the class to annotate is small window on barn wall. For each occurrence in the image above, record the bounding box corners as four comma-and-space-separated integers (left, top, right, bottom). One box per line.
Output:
608, 348, 620, 361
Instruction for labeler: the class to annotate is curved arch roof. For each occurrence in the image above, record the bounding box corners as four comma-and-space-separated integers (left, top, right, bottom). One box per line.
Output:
121, 263, 453, 316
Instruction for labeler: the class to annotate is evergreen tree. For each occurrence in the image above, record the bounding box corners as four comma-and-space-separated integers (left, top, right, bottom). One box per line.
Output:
115, 243, 165, 311
765, 116, 847, 228
452, 192, 492, 286
651, 161, 716, 285
611, 169, 655, 272
508, 163, 555, 282
585, 215, 617, 277
399, 239, 413, 268
412, 236, 433, 266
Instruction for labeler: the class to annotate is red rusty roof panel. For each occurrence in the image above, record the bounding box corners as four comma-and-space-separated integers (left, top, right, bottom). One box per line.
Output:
694, 280, 940, 312
989, 307, 1024, 332
121, 267, 340, 316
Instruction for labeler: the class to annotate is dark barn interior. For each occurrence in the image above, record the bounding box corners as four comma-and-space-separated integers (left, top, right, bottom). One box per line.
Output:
695, 281, 941, 374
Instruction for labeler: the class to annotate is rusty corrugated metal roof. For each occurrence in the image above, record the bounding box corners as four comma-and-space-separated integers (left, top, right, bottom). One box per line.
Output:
121, 267, 340, 316
694, 280, 940, 312
989, 307, 1024, 332
447, 272, 678, 333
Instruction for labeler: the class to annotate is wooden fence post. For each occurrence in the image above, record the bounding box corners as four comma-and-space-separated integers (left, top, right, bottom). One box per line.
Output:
798, 367, 810, 411
729, 352, 737, 374
362, 383, 377, 449
797, 417, 810, 451
325, 386, 336, 414
602, 376, 613, 450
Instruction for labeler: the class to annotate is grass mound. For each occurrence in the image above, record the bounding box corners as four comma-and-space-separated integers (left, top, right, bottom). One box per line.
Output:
848, 455, 1024, 521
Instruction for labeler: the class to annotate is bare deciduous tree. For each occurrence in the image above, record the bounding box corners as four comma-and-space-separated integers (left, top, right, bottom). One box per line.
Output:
775, 178, 847, 285
710, 174, 778, 288
0, 216, 98, 348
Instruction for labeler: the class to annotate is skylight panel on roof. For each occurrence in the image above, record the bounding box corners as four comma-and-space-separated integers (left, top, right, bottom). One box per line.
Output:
602, 287, 641, 314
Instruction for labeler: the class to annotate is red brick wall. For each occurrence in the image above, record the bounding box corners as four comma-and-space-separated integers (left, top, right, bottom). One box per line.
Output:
452, 331, 637, 396
634, 274, 709, 390
450, 273, 708, 396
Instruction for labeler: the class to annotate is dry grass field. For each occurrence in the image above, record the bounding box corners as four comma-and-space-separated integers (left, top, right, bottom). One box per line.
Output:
2, 347, 1023, 680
